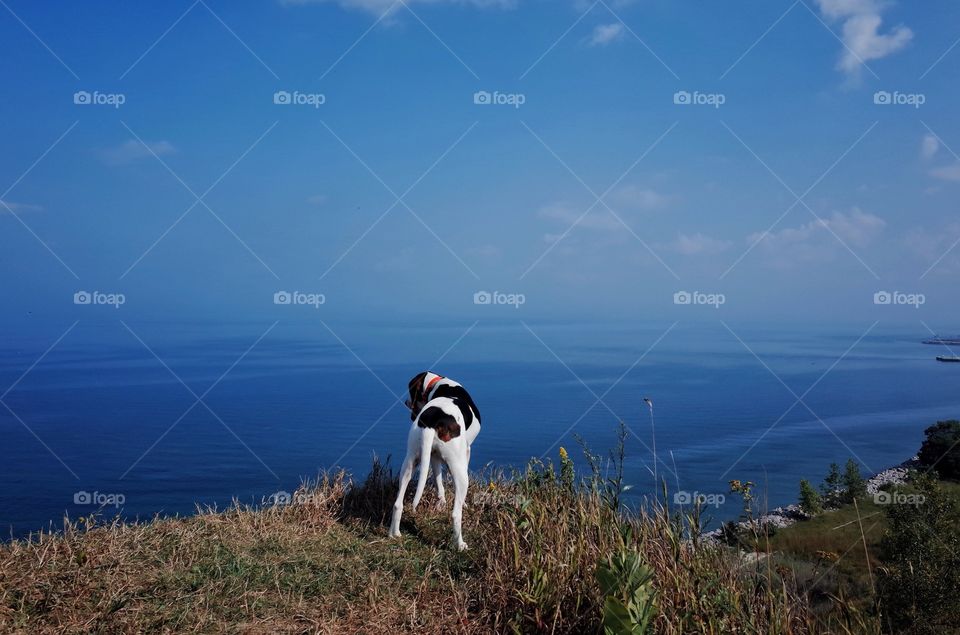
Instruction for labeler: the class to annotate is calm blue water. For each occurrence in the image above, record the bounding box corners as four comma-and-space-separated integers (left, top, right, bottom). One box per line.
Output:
1, 320, 957, 537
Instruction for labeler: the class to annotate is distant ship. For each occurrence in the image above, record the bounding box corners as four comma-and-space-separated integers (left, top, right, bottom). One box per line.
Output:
924, 336, 960, 345
936, 355, 960, 363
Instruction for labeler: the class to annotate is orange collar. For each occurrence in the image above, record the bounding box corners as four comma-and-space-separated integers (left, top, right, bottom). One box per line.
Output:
425, 375, 443, 396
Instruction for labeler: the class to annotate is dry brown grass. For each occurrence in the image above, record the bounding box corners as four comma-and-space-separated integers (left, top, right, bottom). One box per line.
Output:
0, 454, 879, 634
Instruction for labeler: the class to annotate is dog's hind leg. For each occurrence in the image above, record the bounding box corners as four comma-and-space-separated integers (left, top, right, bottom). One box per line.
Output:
411, 428, 435, 511
464, 421, 480, 467
449, 457, 469, 551
432, 457, 446, 509
389, 455, 414, 538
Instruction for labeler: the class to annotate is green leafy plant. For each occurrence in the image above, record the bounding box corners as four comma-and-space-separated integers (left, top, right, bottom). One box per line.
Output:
579, 422, 631, 512
596, 543, 656, 635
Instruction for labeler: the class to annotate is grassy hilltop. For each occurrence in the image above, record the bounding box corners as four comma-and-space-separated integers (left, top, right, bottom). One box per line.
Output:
1, 431, 958, 634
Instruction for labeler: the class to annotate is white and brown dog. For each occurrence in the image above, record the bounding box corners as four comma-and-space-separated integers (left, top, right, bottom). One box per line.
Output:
388, 371, 481, 551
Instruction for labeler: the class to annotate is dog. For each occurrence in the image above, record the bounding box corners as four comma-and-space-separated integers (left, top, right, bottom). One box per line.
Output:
389, 372, 481, 551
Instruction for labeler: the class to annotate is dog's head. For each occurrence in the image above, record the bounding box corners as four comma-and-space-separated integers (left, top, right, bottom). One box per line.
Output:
406, 371, 440, 421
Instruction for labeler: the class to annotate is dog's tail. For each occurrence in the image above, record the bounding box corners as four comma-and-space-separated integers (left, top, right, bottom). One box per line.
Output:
411, 427, 435, 510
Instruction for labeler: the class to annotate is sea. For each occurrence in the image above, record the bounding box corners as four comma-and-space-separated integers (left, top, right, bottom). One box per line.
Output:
1, 320, 957, 538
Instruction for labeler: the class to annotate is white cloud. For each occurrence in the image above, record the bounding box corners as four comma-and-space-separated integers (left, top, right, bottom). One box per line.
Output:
100, 139, 175, 166
748, 207, 885, 263
920, 134, 939, 160
664, 232, 732, 256
826, 208, 886, 246
539, 202, 621, 232
574, 0, 637, 9
816, 0, 880, 19
0, 200, 42, 214
538, 187, 668, 243
607, 185, 669, 210
931, 163, 960, 182
815, 0, 912, 75
587, 23, 625, 47
280, 0, 513, 16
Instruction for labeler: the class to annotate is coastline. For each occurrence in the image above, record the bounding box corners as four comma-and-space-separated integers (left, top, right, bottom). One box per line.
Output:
704, 456, 922, 539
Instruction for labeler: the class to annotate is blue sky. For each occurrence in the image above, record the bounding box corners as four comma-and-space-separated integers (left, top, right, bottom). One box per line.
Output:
1, 0, 959, 328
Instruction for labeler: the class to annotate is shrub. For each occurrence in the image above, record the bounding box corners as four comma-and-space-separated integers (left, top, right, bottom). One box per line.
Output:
841, 459, 867, 503
820, 463, 843, 506
917, 420, 960, 479
817, 460, 866, 507
877, 473, 960, 633
798, 479, 823, 515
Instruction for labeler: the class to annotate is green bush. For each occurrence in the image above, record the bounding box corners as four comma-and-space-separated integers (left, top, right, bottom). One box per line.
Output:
798, 479, 823, 515
877, 473, 960, 633
841, 459, 867, 503
820, 462, 843, 506
917, 420, 960, 480
816, 459, 866, 507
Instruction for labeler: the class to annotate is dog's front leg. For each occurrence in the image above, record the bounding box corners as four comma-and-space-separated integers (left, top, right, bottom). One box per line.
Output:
389, 455, 414, 538
431, 457, 446, 509
449, 456, 469, 551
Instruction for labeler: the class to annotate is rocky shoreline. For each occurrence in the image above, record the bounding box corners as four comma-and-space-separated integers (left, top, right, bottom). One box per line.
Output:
704, 456, 921, 540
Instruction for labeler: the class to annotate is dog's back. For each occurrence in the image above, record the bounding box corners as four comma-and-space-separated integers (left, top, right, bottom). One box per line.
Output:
416, 398, 463, 443
430, 383, 480, 429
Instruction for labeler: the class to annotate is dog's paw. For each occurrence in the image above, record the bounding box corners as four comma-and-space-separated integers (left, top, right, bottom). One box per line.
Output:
388, 529, 401, 539
456, 540, 469, 552
435, 499, 446, 510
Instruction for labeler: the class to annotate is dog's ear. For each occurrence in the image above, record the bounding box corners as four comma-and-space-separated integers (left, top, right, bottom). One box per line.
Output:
408, 371, 428, 404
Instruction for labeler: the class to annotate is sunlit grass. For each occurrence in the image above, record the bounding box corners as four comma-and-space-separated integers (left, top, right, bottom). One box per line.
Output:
0, 447, 883, 633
